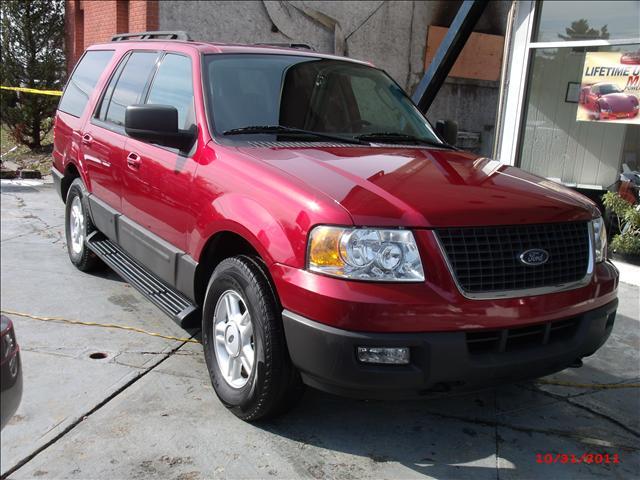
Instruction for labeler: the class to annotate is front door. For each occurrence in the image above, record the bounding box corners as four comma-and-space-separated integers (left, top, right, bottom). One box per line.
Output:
121, 53, 198, 253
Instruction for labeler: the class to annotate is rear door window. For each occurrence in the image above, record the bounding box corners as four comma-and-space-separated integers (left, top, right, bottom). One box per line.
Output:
58, 50, 114, 117
146, 54, 195, 129
99, 51, 159, 127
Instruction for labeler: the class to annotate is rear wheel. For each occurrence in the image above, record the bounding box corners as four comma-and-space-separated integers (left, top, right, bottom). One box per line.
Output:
65, 178, 101, 271
202, 255, 303, 421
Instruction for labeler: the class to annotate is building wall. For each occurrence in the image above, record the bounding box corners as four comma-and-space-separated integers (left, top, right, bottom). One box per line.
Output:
65, 0, 508, 156
65, 0, 158, 73
158, 0, 509, 156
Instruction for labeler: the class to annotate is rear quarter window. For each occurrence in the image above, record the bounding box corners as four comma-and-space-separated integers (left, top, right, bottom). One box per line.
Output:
58, 50, 114, 117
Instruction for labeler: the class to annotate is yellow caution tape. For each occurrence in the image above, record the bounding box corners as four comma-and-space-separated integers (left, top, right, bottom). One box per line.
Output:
1, 86, 62, 96
1, 309, 200, 344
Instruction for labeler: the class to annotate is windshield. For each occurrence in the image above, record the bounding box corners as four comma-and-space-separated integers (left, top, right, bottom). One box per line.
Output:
203, 54, 441, 145
598, 84, 623, 95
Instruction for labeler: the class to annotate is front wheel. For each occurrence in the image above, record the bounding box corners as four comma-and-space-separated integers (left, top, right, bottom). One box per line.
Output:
202, 256, 303, 421
593, 106, 601, 120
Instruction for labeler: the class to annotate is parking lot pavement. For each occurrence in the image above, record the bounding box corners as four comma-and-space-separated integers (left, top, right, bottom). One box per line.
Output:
1, 181, 639, 479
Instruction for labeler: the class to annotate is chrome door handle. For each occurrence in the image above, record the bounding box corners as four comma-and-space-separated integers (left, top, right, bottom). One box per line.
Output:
126, 152, 141, 170
82, 133, 93, 145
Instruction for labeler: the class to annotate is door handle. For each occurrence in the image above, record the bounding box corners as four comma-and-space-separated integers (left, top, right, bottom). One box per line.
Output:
126, 152, 141, 170
82, 133, 93, 145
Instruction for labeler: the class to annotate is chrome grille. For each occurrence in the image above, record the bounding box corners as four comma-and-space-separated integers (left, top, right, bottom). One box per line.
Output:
436, 222, 591, 295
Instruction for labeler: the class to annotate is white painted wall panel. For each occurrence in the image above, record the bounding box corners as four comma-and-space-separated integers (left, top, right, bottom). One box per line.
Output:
519, 48, 626, 189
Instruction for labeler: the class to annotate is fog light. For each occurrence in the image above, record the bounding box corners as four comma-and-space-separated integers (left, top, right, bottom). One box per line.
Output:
357, 347, 410, 365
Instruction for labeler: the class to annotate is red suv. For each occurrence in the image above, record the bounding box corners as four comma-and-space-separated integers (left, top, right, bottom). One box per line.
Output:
52, 33, 618, 421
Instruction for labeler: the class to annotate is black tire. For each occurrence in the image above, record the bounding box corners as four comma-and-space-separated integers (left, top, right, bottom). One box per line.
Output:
64, 178, 101, 272
202, 255, 304, 421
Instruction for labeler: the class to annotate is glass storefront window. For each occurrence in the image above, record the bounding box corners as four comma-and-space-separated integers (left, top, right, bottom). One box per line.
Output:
518, 44, 639, 189
534, 1, 640, 43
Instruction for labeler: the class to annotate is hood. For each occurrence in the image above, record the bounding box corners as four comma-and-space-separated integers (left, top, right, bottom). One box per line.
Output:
238, 146, 598, 228
601, 93, 636, 111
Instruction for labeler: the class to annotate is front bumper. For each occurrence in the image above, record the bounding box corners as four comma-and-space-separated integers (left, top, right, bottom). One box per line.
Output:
282, 299, 618, 399
601, 109, 639, 120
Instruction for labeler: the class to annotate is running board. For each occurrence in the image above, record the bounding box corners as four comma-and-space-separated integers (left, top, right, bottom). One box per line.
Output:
86, 232, 199, 328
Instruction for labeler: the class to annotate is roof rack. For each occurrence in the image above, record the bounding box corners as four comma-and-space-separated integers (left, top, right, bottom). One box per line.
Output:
254, 42, 315, 51
111, 31, 192, 42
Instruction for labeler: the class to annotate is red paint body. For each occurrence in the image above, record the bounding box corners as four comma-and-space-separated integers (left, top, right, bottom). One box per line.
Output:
620, 50, 640, 65
54, 41, 618, 335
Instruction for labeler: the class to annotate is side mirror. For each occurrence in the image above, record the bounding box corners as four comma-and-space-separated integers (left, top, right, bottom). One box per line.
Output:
435, 119, 458, 146
125, 105, 195, 151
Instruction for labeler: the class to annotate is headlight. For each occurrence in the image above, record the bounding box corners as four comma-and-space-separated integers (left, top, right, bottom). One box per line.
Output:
307, 226, 424, 281
591, 217, 607, 263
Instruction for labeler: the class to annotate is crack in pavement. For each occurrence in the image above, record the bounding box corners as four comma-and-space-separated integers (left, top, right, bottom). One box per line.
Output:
547, 377, 640, 400
1, 191, 63, 244
420, 408, 640, 452
0, 338, 195, 479
528, 385, 640, 439
1, 223, 64, 244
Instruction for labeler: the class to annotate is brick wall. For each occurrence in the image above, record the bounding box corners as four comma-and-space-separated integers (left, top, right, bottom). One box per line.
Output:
65, 0, 159, 73
129, 0, 159, 32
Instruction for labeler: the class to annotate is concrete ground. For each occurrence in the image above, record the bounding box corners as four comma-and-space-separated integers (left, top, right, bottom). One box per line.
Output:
1, 180, 639, 480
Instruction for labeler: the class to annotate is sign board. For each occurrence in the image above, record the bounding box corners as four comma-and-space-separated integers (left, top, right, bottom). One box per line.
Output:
425, 26, 504, 82
577, 50, 640, 125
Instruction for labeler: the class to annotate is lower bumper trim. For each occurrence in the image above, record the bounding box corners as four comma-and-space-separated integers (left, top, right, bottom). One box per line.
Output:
282, 299, 618, 399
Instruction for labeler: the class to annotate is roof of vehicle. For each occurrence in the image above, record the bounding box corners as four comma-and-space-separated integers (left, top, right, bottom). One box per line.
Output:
86, 39, 371, 66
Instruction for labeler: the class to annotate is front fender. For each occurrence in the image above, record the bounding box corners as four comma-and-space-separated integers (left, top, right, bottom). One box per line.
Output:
192, 193, 300, 267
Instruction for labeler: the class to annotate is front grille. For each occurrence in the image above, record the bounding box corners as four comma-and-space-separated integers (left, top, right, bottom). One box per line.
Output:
466, 318, 580, 355
436, 222, 590, 295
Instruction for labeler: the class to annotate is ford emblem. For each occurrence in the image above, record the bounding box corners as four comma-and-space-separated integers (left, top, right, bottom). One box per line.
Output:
519, 249, 549, 266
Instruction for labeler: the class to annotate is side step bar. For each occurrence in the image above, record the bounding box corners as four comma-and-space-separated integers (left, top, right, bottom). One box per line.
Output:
86, 232, 199, 328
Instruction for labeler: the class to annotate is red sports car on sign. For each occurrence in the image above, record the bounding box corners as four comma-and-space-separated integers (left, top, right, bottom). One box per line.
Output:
621, 50, 640, 65
579, 83, 639, 120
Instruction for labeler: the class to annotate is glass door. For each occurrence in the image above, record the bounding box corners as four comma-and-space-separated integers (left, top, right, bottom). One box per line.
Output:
497, 0, 639, 191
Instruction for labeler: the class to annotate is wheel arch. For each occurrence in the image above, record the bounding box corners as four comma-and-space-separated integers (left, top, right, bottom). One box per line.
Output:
61, 162, 82, 202
191, 193, 302, 306
194, 229, 273, 307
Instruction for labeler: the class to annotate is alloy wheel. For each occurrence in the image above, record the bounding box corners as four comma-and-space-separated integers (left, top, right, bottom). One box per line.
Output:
69, 196, 85, 255
213, 290, 255, 388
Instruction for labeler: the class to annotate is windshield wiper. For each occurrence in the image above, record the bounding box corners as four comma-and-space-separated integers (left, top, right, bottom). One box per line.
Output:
223, 125, 368, 145
355, 132, 455, 149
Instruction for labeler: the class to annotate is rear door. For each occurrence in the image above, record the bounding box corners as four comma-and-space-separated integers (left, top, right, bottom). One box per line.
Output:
84, 50, 160, 215
121, 52, 198, 252
54, 50, 114, 192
